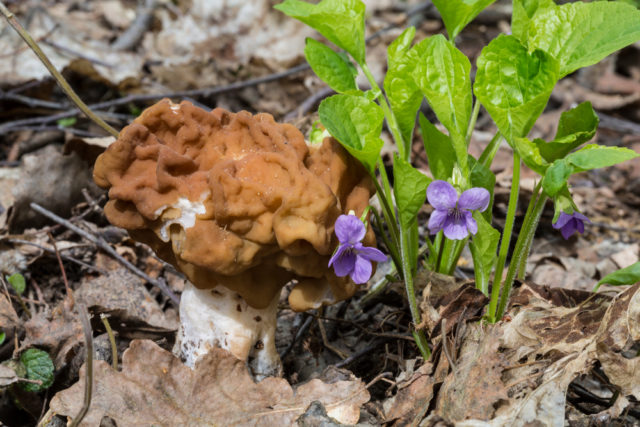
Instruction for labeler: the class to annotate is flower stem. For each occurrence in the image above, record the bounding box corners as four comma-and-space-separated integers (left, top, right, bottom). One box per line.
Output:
0, 3, 119, 138
497, 189, 547, 321
466, 99, 481, 147
371, 176, 400, 249
478, 132, 503, 168
377, 157, 396, 223
399, 226, 431, 360
361, 62, 408, 162
100, 314, 118, 371
371, 207, 402, 273
489, 152, 521, 323
517, 182, 543, 280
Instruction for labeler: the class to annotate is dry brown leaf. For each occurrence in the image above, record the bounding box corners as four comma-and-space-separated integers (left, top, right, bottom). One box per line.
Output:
51, 340, 369, 427
629, 286, 640, 342
0, 364, 19, 387
0, 293, 20, 331
19, 297, 82, 370
435, 324, 508, 422
426, 284, 488, 339
596, 342, 640, 400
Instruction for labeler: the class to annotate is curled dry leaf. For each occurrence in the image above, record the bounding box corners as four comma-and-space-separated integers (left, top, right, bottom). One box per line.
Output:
0, 293, 20, 331
50, 340, 370, 427
596, 342, 640, 400
434, 324, 508, 422
0, 364, 19, 387
421, 283, 488, 338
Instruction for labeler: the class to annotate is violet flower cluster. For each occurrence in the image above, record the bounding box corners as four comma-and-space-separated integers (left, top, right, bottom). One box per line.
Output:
427, 181, 490, 240
329, 214, 387, 284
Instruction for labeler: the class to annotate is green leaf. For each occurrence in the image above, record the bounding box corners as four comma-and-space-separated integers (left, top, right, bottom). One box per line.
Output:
337, 52, 359, 78
468, 156, 496, 224
393, 153, 432, 229
541, 159, 573, 197
309, 120, 330, 145
318, 94, 384, 173
387, 27, 415, 69
529, 2, 640, 78
56, 117, 76, 128
552, 186, 576, 223
19, 349, 54, 392
511, 0, 555, 44
0, 331, 5, 346
274, 0, 366, 64
431, 0, 497, 41
304, 39, 358, 93
566, 145, 640, 173
419, 112, 455, 182
535, 101, 599, 163
514, 137, 548, 175
7, 274, 25, 295
384, 38, 429, 146
413, 34, 472, 139
469, 211, 500, 296
474, 35, 559, 146
596, 261, 640, 288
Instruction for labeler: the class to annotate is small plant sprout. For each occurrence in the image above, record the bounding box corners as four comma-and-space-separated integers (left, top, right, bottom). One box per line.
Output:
426, 181, 490, 240
329, 214, 387, 284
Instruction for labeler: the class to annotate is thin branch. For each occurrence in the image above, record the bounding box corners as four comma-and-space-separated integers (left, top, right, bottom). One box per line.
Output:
0, 2, 119, 137
279, 313, 315, 360
30, 203, 180, 305
42, 39, 116, 69
6, 239, 106, 275
47, 231, 73, 302
334, 337, 393, 369
69, 304, 93, 427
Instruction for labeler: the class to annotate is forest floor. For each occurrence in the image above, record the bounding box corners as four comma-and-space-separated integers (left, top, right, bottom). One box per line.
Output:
0, 1, 639, 426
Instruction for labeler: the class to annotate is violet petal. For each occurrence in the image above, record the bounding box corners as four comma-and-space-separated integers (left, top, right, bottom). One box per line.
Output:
553, 211, 573, 229
443, 213, 469, 240
329, 243, 351, 267
573, 212, 591, 224
458, 187, 490, 212
332, 247, 357, 277
427, 180, 458, 210
428, 209, 449, 234
356, 245, 388, 262
464, 210, 478, 235
576, 218, 585, 234
335, 215, 366, 244
560, 220, 577, 240
351, 254, 373, 284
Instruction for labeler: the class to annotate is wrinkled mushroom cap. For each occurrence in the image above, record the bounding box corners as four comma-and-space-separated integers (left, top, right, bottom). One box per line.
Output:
94, 99, 376, 311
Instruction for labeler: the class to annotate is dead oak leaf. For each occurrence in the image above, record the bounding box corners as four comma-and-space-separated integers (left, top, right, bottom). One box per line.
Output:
435, 324, 508, 422
596, 342, 640, 400
50, 340, 369, 427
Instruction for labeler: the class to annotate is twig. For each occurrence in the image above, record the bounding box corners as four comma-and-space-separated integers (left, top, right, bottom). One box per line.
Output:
503, 359, 549, 371
334, 337, 393, 368
284, 87, 335, 121
100, 314, 118, 371
17, 377, 43, 385
317, 307, 350, 359
47, 231, 73, 302
42, 39, 116, 69
505, 371, 543, 389
30, 203, 180, 305
0, 90, 67, 109
0, 2, 119, 137
111, 0, 156, 51
441, 319, 457, 374
1, 126, 107, 138
69, 304, 93, 427
6, 239, 109, 276
279, 313, 315, 359
314, 314, 413, 341
365, 372, 393, 389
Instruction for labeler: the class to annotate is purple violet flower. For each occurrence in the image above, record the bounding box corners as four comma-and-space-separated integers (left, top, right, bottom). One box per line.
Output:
427, 180, 490, 240
329, 214, 387, 284
553, 211, 591, 240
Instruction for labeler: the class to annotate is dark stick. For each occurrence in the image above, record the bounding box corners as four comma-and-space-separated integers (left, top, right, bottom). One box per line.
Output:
279, 312, 315, 359
47, 231, 72, 301
69, 304, 93, 427
30, 203, 180, 305
283, 87, 335, 121
334, 337, 393, 368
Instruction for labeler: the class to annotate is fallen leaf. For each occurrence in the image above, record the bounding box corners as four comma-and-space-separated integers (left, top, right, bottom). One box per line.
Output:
0, 293, 20, 331
0, 364, 18, 387
296, 400, 379, 427
51, 340, 369, 426
426, 283, 488, 338
434, 324, 508, 422
596, 342, 640, 400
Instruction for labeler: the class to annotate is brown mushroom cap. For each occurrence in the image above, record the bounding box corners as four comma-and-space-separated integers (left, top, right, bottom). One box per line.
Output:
94, 99, 376, 311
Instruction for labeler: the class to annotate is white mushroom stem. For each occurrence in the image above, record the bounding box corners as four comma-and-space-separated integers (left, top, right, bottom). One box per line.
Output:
173, 281, 282, 382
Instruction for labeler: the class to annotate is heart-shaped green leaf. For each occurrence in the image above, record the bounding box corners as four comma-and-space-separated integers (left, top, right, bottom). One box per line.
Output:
469, 156, 496, 224
275, 0, 366, 64
318, 94, 384, 173
393, 153, 431, 229
474, 35, 559, 146
514, 137, 548, 176
19, 348, 54, 392
596, 262, 640, 290
7, 273, 25, 295
431, 0, 497, 41
529, 2, 640, 78
304, 39, 358, 93
511, 0, 555, 45
535, 101, 599, 163
542, 159, 573, 197
387, 27, 416, 69
566, 145, 640, 173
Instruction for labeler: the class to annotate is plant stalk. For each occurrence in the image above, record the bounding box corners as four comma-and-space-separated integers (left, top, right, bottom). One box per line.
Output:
0, 3, 119, 138
489, 152, 521, 323
479, 132, 503, 168
371, 208, 402, 272
517, 182, 543, 280
100, 314, 118, 371
466, 99, 481, 147
361, 62, 408, 161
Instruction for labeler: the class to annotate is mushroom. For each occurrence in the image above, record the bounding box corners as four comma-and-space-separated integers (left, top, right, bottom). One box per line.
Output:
93, 99, 377, 381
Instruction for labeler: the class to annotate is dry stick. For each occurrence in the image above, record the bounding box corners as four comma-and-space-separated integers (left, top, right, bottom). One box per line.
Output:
441, 319, 457, 375
42, 39, 116, 69
17, 377, 43, 385
7, 239, 108, 275
279, 313, 315, 360
317, 307, 350, 359
30, 203, 180, 305
0, 2, 119, 138
69, 304, 93, 427
47, 231, 73, 302
100, 314, 118, 371
334, 337, 393, 369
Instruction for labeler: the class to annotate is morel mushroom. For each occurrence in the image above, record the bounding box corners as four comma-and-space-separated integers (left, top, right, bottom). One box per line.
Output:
93, 99, 377, 381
